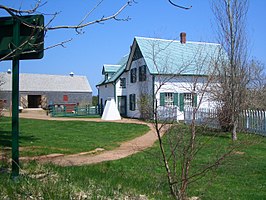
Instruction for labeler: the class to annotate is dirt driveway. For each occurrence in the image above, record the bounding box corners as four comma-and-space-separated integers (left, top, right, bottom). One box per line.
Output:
15, 109, 164, 166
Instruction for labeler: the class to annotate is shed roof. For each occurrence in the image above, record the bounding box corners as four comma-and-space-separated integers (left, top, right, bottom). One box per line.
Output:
0, 73, 92, 92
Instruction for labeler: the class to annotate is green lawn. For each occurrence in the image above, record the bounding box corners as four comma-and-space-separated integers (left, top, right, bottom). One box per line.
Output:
54, 129, 265, 200
0, 118, 265, 199
0, 117, 149, 157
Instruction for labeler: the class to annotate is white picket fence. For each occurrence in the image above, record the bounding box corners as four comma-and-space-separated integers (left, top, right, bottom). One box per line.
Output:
240, 110, 266, 135
184, 107, 220, 129
184, 107, 266, 136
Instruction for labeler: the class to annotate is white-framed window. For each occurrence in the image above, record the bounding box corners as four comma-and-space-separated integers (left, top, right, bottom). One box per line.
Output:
120, 78, 126, 88
184, 93, 193, 107
160, 92, 178, 107
165, 93, 174, 106
179, 93, 197, 111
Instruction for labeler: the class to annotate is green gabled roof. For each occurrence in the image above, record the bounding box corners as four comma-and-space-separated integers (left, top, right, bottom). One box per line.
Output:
102, 65, 121, 75
134, 37, 222, 75
97, 54, 129, 86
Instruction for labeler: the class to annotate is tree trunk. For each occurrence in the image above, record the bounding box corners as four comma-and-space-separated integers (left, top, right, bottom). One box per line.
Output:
232, 120, 238, 141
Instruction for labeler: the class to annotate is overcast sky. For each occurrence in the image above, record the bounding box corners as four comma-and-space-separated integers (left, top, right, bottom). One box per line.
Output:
0, 0, 265, 94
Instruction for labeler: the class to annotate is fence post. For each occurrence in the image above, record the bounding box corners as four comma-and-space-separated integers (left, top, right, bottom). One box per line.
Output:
85, 105, 90, 115
51, 105, 55, 117
74, 105, 78, 116
63, 105, 66, 117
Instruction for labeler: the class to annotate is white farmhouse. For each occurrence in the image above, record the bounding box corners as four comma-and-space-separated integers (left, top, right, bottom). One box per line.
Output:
97, 33, 221, 120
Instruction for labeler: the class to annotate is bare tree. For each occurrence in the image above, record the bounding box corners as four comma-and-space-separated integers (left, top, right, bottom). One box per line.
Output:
246, 59, 266, 110
211, 0, 249, 141
0, 0, 134, 61
135, 37, 237, 199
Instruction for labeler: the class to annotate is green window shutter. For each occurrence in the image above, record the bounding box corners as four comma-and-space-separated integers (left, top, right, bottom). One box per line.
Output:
193, 93, 197, 107
179, 93, 184, 111
130, 69, 133, 83
143, 65, 147, 81
133, 94, 136, 110
174, 93, 178, 106
160, 93, 165, 106
139, 66, 141, 81
129, 94, 132, 110
129, 94, 136, 111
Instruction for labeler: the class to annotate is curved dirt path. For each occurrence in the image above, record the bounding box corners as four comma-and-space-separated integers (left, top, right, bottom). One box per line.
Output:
17, 110, 164, 166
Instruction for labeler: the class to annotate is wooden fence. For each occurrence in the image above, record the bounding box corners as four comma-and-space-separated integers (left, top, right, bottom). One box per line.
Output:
184, 107, 220, 129
157, 106, 178, 121
239, 110, 266, 136
184, 107, 266, 136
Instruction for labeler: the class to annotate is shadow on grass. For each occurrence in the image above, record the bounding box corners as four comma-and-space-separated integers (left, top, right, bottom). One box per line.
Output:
195, 126, 231, 139
0, 130, 39, 148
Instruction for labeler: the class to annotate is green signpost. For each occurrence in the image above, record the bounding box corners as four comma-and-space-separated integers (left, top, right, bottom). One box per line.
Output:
0, 15, 44, 178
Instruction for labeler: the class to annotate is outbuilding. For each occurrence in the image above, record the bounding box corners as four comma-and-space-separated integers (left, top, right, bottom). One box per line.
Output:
0, 72, 92, 109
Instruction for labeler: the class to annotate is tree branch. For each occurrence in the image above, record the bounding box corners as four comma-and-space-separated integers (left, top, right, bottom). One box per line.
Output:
168, 0, 192, 10
46, 1, 133, 31
0, 1, 44, 15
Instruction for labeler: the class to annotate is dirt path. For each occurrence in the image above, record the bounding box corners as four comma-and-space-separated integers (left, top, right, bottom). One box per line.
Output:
16, 109, 163, 166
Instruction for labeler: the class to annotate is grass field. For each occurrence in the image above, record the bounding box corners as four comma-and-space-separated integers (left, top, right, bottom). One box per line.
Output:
0, 117, 149, 157
0, 118, 265, 199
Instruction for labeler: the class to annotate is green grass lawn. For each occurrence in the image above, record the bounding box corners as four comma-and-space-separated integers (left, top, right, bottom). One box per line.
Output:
0, 118, 265, 199
53, 129, 265, 200
0, 117, 149, 157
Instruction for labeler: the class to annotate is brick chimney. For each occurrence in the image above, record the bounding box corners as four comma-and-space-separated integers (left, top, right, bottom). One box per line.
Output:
180, 32, 186, 44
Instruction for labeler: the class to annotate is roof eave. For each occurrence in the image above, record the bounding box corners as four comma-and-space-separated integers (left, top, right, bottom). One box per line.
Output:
125, 38, 137, 71
150, 72, 209, 77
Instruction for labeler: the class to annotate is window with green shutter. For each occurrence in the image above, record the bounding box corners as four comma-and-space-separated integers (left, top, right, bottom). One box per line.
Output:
160, 93, 165, 106
130, 68, 137, 83
179, 93, 184, 111
174, 93, 179, 106
179, 93, 197, 111
129, 94, 136, 111
160, 92, 179, 107
139, 65, 147, 82
193, 93, 197, 107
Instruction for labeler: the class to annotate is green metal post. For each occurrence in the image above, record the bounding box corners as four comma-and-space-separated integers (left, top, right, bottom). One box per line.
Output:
75, 105, 78, 116
64, 105, 66, 116
11, 17, 20, 178
52, 106, 55, 117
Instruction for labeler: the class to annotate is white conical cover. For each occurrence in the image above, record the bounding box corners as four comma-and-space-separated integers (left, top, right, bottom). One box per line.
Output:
101, 98, 121, 120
